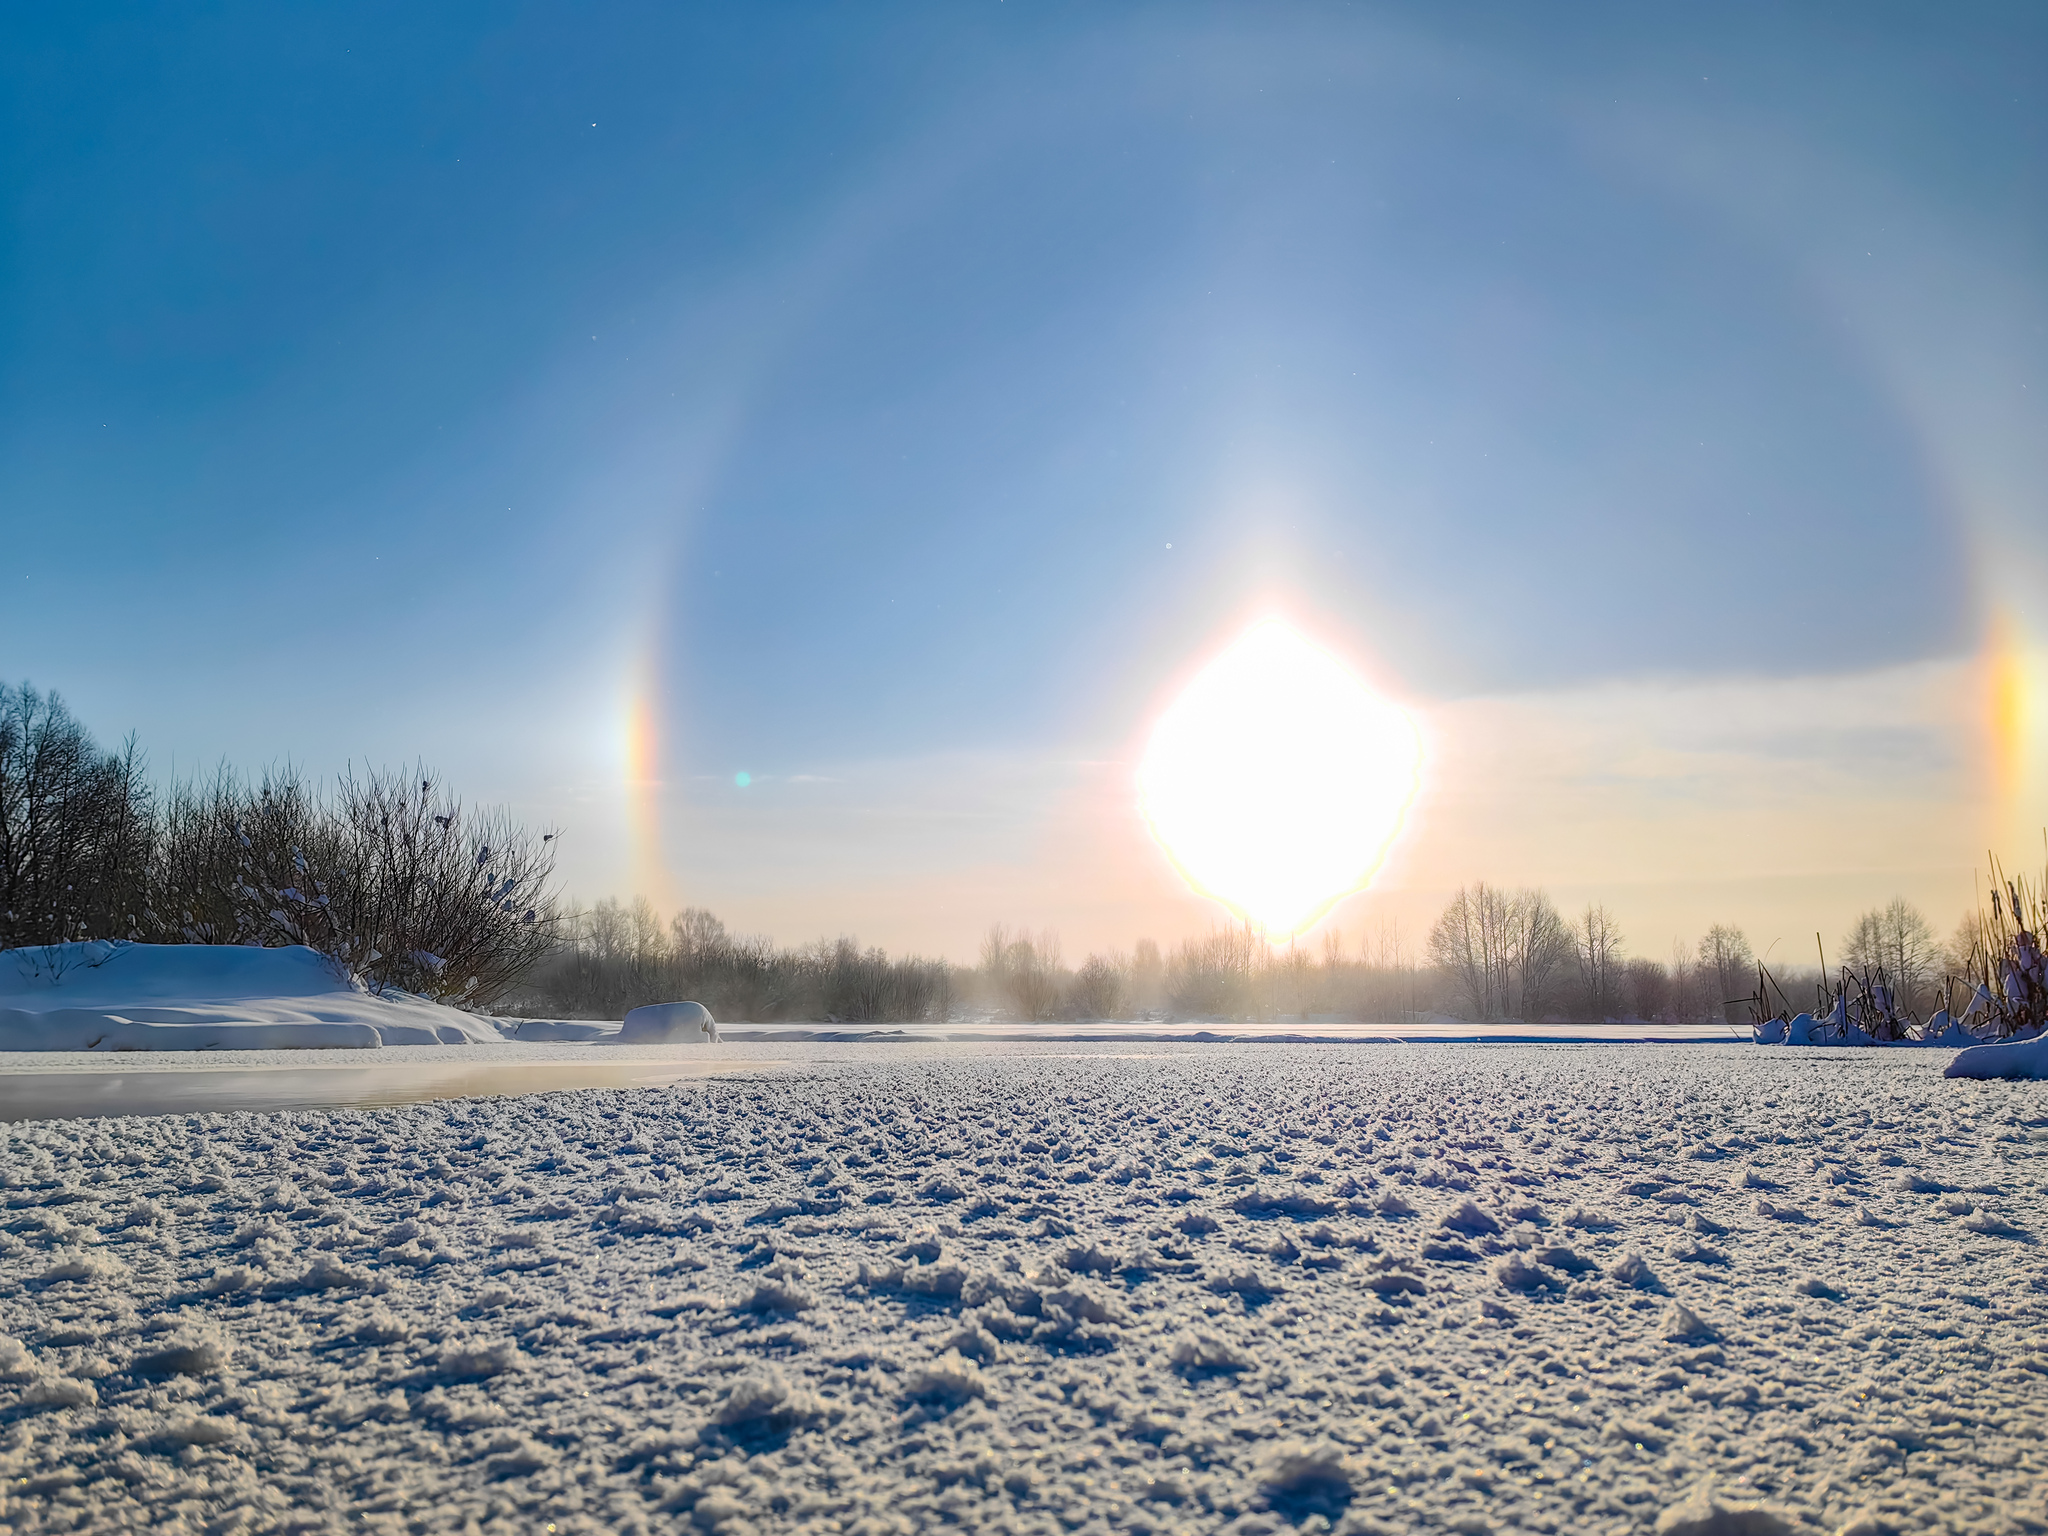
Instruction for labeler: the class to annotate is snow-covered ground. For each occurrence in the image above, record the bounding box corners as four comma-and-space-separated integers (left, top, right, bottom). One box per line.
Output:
0, 943, 500, 1050
1, 1042, 2043, 1536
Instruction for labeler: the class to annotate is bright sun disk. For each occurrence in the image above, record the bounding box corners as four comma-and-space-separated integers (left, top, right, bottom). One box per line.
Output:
1138, 618, 1420, 938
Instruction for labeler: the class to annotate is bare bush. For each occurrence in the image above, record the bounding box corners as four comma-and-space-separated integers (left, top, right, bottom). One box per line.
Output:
321, 769, 558, 1004
149, 766, 332, 947
135, 765, 563, 1006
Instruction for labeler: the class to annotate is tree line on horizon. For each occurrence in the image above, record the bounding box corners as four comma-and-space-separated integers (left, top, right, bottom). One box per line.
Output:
4, 677, 2009, 1028
504, 886, 1961, 1028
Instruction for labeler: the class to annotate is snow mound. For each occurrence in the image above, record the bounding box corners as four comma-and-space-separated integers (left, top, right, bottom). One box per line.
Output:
1944, 1032, 2048, 1080
1654, 1483, 1794, 1535
0, 941, 503, 1050
715, 1370, 825, 1431
903, 1351, 988, 1403
617, 1000, 720, 1044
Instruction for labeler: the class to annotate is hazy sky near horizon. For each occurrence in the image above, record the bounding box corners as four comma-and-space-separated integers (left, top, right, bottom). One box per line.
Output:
5, 3, 2045, 962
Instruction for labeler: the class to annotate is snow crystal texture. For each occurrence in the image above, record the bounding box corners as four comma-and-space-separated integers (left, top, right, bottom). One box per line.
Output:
2, 1043, 2044, 1536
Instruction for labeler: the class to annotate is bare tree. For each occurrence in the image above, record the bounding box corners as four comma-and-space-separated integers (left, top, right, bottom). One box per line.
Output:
1667, 938, 1709, 1022
1067, 953, 1127, 1019
1267, 940, 1313, 1017
1697, 923, 1755, 1023
979, 923, 1014, 1003
671, 907, 729, 963
1510, 890, 1572, 1018
1349, 916, 1421, 1024
1945, 909, 1992, 979
1623, 955, 1670, 1021
1166, 924, 1261, 1018
1128, 937, 1163, 1013
986, 926, 1063, 1020
0, 684, 154, 949
1842, 898, 1939, 1011
1428, 885, 1567, 1020
1428, 884, 1512, 1020
1572, 903, 1625, 1020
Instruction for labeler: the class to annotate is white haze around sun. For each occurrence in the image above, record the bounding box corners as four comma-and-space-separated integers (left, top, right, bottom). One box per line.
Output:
1137, 619, 1421, 939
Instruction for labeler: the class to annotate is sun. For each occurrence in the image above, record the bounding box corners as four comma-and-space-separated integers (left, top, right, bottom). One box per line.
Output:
1138, 618, 1420, 939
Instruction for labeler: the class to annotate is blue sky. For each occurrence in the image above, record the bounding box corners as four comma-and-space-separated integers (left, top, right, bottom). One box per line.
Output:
4, 3, 2044, 957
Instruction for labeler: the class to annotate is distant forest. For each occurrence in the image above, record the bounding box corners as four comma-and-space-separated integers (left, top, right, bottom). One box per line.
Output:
502, 887, 1957, 1029
3, 679, 2012, 1027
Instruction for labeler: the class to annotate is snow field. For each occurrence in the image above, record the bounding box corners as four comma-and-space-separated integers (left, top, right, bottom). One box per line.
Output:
0, 1043, 2044, 1536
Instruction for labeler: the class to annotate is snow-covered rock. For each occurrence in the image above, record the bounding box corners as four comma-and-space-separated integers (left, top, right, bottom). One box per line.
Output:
0, 941, 503, 1050
617, 1000, 719, 1044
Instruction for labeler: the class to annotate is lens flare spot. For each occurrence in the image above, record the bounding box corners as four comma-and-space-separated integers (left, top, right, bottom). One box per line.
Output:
734, 770, 752, 788
1138, 618, 1420, 939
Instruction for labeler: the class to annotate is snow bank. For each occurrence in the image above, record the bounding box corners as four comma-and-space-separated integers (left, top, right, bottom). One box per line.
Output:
0, 941, 503, 1050
497, 1018, 619, 1042
1944, 1031, 2048, 1080
1757, 1008, 1996, 1049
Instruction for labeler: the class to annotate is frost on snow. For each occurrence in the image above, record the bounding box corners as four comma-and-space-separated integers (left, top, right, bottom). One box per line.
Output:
0, 1043, 2043, 1535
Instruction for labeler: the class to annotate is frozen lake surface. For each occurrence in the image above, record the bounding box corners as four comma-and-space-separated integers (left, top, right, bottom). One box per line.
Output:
0, 1054, 778, 1122
0, 1029, 1733, 1122
0, 1042, 2042, 1535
